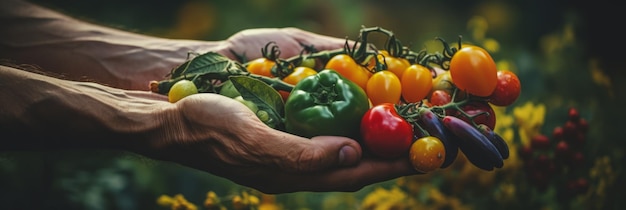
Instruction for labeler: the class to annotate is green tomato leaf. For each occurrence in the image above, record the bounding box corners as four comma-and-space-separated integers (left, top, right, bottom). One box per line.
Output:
229, 76, 285, 130
217, 80, 241, 98
157, 52, 247, 94
170, 52, 243, 79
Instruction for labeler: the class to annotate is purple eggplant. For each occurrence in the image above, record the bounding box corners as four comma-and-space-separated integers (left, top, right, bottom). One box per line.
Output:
442, 116, 503, 170
477, 124, 510, 160
417, 108, 459, 168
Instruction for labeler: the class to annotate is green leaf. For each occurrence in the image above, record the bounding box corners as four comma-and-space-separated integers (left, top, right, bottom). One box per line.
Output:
154, 52, 248, 95
229, 76, 285, 130
170, 52, 243, 79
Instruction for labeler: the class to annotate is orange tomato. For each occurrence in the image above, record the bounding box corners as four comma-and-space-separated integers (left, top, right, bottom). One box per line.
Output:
409, 136, 446, 173
401, 64, 433, 103
246, 58, 276, 77
279, 66, 318, 101
377, 50, 410, 79
449, 46, 497, 97
325, 54, 372, 90
366, 70, 402, 106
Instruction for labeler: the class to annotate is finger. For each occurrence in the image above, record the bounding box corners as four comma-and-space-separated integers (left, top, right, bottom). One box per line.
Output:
223, 28, 300, 60
281, 27, 354, 51
310, 136, 362, 167
271, 135, 363, 173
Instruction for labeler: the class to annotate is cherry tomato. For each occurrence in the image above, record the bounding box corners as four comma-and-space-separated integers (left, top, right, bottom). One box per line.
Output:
233, 96, 259, 113
283, 66, 317, 84
168, 79, 198, 103
489, 70, 521, 106
429, 90, 452, 106
246, 57, 276, 77
431, 70, 453, 94
378, 50, 410, 79
364, 54, 377, 70
360, 103, 414, 159
449, 101, 496, 130
366, 70, 402, 106
409, 136, 446, 173
401, 64, 433, 103
300, 57, 317, 69
449, 46, 497, 97
325, 54, 372, 90
279, 66, 318, 101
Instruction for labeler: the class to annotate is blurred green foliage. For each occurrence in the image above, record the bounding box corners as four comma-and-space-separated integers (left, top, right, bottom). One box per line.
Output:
2, 0, 624, 209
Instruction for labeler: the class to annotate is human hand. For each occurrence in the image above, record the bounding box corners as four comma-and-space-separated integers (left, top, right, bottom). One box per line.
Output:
216, 27, 351, 61
136, 93, 418, 193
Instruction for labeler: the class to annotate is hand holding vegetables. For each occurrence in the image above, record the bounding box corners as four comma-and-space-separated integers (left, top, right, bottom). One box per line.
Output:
0, 0, 418, 194
157, 27, 521, 174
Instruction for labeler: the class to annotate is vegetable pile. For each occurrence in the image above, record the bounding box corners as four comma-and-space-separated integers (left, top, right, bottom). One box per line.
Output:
149, 26, 522, 173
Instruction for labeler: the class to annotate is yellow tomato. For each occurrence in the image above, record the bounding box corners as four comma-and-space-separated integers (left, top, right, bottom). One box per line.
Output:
366, 70, 402, 106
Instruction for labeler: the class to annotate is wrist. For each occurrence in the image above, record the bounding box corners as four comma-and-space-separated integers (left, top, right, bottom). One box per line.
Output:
0, 65, 173, 151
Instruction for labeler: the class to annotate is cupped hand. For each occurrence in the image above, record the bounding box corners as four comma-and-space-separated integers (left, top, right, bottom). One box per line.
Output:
142, 93, 418, 193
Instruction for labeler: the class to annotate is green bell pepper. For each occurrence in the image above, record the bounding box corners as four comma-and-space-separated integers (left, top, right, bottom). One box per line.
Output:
284, 69, 370, 139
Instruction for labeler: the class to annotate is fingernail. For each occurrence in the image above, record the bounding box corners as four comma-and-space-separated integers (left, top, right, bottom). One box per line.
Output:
339, 145, 358, 166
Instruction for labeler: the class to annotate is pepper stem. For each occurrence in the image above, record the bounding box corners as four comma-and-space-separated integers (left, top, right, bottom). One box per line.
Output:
312, 84, 337, 105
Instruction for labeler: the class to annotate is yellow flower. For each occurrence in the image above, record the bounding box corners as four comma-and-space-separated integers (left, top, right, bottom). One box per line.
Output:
586, 156, 617, 209
513, 102, 546, 146
204, 191, 226, 210
232, 191, 260, 210
157, 195, 175, 207
171, 194, 198, 210
258, 194, 282, 210
492, 105, 524, 174
157, 194, 198, 210
360, 186, 418, 210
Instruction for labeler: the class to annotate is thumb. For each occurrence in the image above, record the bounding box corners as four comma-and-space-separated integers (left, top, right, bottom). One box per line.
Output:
284, 136, 362, 173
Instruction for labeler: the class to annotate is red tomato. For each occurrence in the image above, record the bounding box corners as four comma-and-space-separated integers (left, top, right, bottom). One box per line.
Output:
360, 103, 414, 159
449, 46, 497, 97
489, 70, 521, 106
429, 90, 452, 106
325, 54, 372, 91
449, 101, 497, 130
401, 64, 433, 103
366, 70, 402, 106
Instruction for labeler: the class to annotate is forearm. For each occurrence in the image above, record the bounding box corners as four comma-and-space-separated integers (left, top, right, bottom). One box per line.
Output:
0, 64, 176, 151
0, 0, 227, 90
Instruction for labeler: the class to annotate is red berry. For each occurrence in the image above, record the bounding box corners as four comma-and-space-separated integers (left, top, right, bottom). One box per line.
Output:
575, 177, 589, 194
563, 121, 577, 141
552, 126, 564, 140
564, 177, 590, 198
535, 154, 552, 170
554, 140, 570, 159
568, 107, 580, 122
531, 134, 551, 150
518, 146, 534, 160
